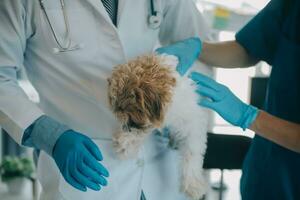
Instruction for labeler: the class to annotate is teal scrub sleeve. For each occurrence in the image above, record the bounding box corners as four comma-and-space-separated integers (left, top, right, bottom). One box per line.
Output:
236, 0, 285, 65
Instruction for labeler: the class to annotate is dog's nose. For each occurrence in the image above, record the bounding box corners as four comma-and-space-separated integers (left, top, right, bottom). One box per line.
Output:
127, 119, 143, 129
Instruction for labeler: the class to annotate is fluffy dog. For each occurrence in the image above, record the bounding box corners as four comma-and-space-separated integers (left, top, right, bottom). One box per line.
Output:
107, 54, 209, 200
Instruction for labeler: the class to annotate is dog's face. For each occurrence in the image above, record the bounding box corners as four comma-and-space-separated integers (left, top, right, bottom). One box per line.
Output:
108, 55, 176, 133
108, 81, 162, 132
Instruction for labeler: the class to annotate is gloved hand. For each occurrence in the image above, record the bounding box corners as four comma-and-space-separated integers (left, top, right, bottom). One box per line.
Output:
190, 72, 259, 130
155, 37, 202, 76
53, 130, 109, 192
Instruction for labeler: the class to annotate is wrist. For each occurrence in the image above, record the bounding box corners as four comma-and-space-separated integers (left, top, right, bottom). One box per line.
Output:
240, 105, 259, 130
193, 37, 202, 57
199, 41, 206, 56
249, 110, 262, 132
52, 130, 72, 157
26, 115, 71, 156
199, 41, 209, 63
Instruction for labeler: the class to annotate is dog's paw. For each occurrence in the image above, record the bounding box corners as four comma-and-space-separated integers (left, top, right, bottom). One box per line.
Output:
168, 137, 180, 150
181, 174, 207, 200
168, 131, 186, 150
113, 131, 142, 159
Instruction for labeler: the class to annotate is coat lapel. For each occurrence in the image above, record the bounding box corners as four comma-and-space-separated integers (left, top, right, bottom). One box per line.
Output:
85, 0, 115, 27
116, 0, 128, 27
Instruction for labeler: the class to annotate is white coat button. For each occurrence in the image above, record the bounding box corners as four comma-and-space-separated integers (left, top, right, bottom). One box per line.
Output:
136, 159, 145, 167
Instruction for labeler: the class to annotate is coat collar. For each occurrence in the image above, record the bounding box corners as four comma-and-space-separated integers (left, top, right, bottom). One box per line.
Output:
85, 0, 127, 28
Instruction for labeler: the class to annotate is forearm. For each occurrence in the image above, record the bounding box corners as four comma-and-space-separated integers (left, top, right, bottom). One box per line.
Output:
250, 111, 300, 153
199, 41, 259, 68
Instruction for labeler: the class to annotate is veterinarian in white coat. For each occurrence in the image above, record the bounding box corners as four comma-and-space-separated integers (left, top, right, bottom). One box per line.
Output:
0, 0, 211, 199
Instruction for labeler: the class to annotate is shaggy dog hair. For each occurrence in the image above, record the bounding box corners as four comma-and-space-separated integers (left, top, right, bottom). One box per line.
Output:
107, 54, 209, 200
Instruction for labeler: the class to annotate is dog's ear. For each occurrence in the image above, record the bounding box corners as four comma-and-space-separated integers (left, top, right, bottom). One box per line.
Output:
131, 88, 145, 109
143, 85, 163, 123
151, 92, 162, 121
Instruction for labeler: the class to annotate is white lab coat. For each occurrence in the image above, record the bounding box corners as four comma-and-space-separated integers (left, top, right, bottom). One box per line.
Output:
0, 0, 211, 199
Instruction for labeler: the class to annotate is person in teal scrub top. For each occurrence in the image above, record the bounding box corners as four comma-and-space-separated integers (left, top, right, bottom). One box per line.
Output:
158, 0, 300, 199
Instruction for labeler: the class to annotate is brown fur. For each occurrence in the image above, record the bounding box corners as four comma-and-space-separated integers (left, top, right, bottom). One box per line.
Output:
108, 54, 176, 131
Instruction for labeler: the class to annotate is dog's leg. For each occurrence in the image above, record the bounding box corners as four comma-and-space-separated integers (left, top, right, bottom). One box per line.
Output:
113, 129, 147, 159
179, 129, 207, 200
168, 117, 208, 200
163, 75, 210, 199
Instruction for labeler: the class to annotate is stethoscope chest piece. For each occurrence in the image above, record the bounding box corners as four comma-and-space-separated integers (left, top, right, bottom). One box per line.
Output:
148, 14, 162, 29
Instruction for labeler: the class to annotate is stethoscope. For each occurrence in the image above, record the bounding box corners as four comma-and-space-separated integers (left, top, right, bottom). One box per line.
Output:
38, 0, 162, 53
148, 0, 162, 29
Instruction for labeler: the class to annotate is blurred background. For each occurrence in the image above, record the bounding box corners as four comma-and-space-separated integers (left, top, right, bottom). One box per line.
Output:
0, 0, 270, 199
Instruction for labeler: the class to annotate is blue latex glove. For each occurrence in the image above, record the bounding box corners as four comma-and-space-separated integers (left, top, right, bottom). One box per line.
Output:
53, 130, 109, 192
190, 72, 259, 130
155, 37, 202, 76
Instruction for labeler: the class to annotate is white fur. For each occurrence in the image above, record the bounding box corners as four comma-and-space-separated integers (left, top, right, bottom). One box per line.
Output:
161, 55, 209, 199
113, 54, 209, 200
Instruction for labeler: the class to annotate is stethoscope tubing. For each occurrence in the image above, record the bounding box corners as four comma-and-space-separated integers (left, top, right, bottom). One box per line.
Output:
39, 0, 74, 51
39, 0, 161, 53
